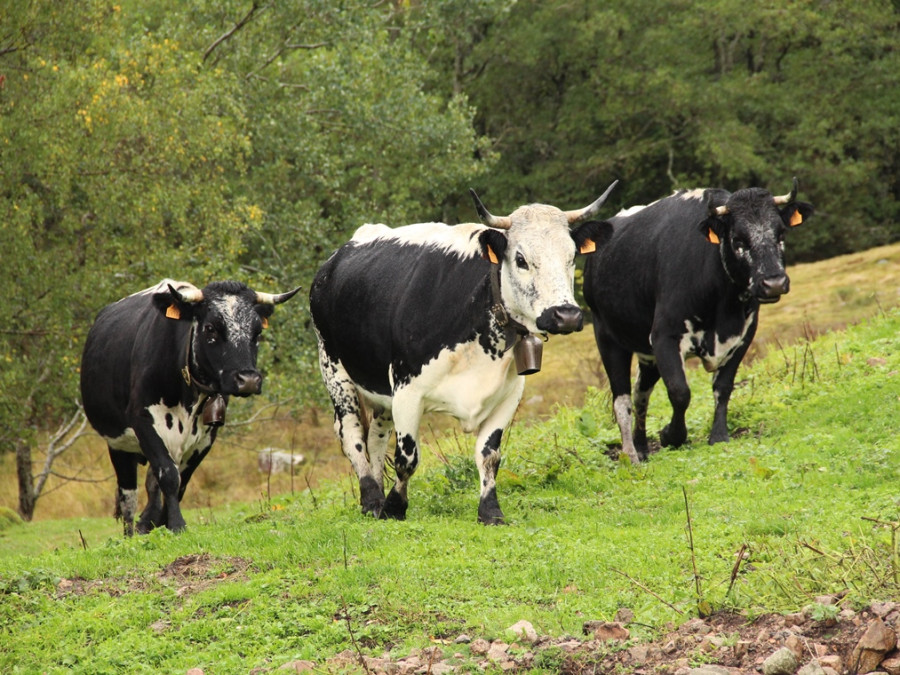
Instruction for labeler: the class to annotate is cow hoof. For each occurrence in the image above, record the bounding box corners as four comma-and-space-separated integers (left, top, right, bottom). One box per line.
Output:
478, 487, 505, 524
659, 424, 687, 448
136, 520, 155, 535
380, 489, 408, 520
359, 476, 385, 516
478, 513, 506, 526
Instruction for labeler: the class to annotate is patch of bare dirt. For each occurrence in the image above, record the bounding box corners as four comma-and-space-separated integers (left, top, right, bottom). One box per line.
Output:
284, 601, 900, 675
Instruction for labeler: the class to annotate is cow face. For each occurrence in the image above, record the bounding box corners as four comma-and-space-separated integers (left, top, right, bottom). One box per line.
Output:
477, 203, 614, 335
154, 280, 300, 396
700, 186, 814, 303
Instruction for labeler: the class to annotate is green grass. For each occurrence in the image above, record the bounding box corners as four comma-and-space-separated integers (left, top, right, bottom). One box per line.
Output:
1, 309, 899, 674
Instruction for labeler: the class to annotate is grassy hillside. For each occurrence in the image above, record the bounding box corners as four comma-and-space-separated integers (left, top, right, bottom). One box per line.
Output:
0, 242, 898, 526
0, 297, 897, 672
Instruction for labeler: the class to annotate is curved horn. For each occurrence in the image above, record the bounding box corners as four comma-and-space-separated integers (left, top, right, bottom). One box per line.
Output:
565, 180, 619, 225
469, 188, 512, 230
167, 282, 203, 304
773, 176, 799, 205
714, 205, 729, 216
256, 285, 302, 306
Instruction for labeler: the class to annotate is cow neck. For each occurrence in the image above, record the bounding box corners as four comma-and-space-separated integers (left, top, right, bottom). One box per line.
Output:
180, 322, 218, 395
488, 261, 529, 352
718, 244, 753, 304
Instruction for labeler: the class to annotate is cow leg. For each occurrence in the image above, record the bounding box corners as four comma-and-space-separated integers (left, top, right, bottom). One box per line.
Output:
709, 340, 752, 444
632, 358, 661, 460
137, 470, 163, 534
595, 332, 641, 464
319, 351, 384, 516
382, 389, 424, 521
109, 448, 139, 537
653, 336, 691, 448
473, 378, 523, 525
178, 444, 213, 500
367, 408, 393, 494
131, 421, 187, 532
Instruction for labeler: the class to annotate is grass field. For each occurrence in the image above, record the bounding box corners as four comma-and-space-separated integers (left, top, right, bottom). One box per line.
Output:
0, 244, 898, 673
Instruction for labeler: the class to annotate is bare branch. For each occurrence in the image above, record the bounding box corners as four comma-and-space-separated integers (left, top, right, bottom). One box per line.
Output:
227, 399, 295, 428
33, 402, 92, 498
203, 2, 264, 63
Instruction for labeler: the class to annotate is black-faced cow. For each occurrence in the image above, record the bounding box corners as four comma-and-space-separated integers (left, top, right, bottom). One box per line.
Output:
309, 183, 617, 524
583, 179, 813, 463
80, 279, 299, 535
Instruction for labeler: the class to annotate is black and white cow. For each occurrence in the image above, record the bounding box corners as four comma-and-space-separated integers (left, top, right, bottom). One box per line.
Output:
583, 179, 813, 463
309, 183, 617, 524
80, 279, 299, 535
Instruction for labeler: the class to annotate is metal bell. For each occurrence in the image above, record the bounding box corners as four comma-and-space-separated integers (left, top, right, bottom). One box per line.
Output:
202, 394, 227, 427
514, 334, 543, 375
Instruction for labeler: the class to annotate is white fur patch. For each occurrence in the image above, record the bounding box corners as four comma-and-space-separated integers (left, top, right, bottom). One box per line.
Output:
370, 339, 521, 434
352, 222, 485, 259
681, 317, 755, 373
105, 399, 213, 471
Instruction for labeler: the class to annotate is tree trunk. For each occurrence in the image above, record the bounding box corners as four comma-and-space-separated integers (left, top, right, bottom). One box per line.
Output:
15, 440, 35, 521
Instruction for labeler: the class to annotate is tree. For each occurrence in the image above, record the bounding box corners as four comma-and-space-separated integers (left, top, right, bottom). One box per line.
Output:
0, 1, 258, 515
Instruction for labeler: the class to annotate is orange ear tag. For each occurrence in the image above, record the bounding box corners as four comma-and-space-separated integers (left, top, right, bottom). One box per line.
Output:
261, 317, 269, 329
579, 239, 596, 254
789, 210, 803, 226
166, 304, 181, 320
707, 229, 720, 244
486, 245, 499, 264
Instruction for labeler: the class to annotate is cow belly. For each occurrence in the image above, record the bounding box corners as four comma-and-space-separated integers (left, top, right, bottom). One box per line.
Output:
104, 401, 212, 471
410, 343, 520, 432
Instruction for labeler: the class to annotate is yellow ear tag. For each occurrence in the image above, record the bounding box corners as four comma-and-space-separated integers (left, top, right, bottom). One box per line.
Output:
261, 317, 269, 329
486, 245, 499, 264
707, 229, 720, 245
790, 210, 803, 226
166, 304, 181, 320
579, 239, 596, 254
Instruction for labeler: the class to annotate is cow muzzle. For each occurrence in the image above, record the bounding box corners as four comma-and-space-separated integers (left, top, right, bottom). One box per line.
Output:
536, 304, 584, 334
232, 370, 263, 396
758, 274, 790, 304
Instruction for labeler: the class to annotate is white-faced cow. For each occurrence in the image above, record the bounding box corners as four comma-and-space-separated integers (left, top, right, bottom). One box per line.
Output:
80, 279, 300, 535
309, 183, 617, 524
583, 179, 814, 464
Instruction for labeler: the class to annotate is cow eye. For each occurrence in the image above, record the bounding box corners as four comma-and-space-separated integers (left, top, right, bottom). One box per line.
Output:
515, 252, 529, 270
202, 323, 218, 342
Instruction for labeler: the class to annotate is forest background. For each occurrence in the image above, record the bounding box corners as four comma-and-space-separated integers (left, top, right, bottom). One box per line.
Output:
2, 0, 899, 518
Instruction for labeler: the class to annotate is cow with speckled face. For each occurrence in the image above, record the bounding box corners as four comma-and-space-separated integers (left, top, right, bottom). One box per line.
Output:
310, 183, 617, 524
80, 279, 300, 535
583, 179, 814, 464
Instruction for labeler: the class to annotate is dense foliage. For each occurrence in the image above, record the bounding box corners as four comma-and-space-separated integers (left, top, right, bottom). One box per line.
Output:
2, 0, 898, 479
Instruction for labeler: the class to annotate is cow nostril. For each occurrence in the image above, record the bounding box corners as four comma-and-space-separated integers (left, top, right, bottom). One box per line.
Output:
761, 275, 790, 297
537, 305, 583, 334
234, 371, 262, 395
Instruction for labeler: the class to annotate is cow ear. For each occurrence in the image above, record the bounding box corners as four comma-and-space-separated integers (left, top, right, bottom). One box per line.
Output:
572, 220, 613, 255
698, 216, 724, 245
254, 303, 275, 327
478, 229, 508, 264
780, 201, 814, 228
151, 282, 201, 321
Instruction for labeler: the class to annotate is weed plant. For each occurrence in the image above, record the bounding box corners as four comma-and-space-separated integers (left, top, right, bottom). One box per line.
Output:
0, 309, 898, 674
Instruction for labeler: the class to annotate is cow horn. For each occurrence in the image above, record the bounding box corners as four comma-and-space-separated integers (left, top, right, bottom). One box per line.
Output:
714, 205, 730, 216
565, 180, 619, 224
469, 188, 512, 230
256, 286, 302, 306
168, 282, 204, 304
773, 176, 799, 205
